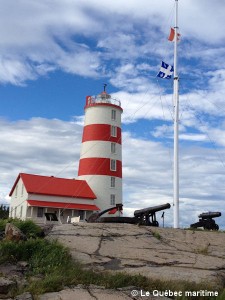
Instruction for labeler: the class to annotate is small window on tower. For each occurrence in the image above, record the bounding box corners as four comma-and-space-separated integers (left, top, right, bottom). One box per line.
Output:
110, 194, 116, 206
111, 125, 117, 137
111, 142, 116, 154
110, 159, 116, 171
111, 109, 116, 120
111, 177, 116, 188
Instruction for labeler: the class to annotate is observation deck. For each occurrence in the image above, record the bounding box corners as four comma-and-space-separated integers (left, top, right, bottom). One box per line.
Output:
85, 91, 122, 110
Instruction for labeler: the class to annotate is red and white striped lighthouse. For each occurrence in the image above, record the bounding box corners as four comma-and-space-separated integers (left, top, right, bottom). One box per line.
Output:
78, 88, 123, 214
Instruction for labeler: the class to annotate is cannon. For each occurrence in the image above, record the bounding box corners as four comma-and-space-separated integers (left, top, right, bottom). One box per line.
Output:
134, 203, 171, 226
87, 203, 123, 223
190, 212, 221, 230
87, 202, 171, 227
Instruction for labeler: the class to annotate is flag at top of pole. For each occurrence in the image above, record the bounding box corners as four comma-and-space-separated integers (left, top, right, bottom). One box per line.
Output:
168, 27, 181, 42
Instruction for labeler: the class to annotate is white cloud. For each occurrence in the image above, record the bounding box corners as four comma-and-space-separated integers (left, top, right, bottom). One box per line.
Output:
1, 117, 225, 229
0, 0, 224, 86
1, 0, 225, 231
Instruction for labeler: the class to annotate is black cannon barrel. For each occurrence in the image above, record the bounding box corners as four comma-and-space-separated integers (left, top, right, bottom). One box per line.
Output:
198, 212, 221, 219
134, 203, 171, 217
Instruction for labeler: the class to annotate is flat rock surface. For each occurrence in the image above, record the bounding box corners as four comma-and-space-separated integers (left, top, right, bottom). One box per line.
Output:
38, 285, 169, 300
48, 223, 225, 289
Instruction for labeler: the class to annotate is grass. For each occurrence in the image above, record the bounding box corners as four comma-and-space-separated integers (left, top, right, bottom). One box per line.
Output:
0, 218, 42, 238
1, 219, 225, 299
152, 230, 161, 240
1, 237, 223, 299
195, 245, 209, 255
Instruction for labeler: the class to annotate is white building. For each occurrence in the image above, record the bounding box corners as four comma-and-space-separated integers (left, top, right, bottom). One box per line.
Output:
9, 173, 99, 223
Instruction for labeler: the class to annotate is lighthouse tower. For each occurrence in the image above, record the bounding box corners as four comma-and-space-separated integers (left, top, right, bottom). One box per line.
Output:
78, 87, 123, 214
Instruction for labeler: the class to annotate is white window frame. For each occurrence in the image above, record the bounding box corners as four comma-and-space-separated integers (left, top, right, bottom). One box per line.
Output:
110, 159, 116, 171
110, 194, 116, 206
111, 125, 117, 137
111, 142, 116, 154
111, 109, 116, 120
110, 177, 116, 188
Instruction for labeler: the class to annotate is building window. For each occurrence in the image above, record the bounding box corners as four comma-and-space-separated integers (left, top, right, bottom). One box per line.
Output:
110, 194, 116, 206
111, 125, 117, 137
78, 210, 84, 220
14, 207, 17, 218
111, 142, 116, 154
10, 207, 13, 217
15, 185, 18, 197
110, 159, 116, 171
111, 177, 116, 188
20, 206, 23, 218
111, 109, 116, 120
37, 207, 44, 218
21, 184, 24, 196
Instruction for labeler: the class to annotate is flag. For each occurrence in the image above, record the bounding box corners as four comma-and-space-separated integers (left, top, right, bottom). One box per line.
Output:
168, 27, 181, 42
157, 61, 174, 79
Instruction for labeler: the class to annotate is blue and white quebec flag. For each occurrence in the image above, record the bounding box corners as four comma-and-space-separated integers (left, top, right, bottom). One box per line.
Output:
157, 61, 174, 79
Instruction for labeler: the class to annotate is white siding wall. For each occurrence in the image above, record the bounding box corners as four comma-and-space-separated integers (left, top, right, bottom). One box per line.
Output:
10, 178, 28, 220
28, 194, 96, 205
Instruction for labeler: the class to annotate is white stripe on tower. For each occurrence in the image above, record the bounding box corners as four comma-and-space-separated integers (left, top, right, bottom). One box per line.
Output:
78, 90, 123, 213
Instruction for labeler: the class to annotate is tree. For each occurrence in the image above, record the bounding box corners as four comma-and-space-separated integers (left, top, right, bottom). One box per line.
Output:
0, 204, 9, 219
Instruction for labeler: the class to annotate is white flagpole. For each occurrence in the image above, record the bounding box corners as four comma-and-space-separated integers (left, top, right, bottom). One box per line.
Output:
173, 0, 179, 228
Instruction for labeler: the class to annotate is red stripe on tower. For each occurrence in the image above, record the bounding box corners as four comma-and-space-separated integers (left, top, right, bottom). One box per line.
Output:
82, 124, 121, 144
78, 158, 122, 178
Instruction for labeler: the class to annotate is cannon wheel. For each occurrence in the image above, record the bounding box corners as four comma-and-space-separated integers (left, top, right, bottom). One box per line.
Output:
152, 221, 159, 227
214, 224, 219, 231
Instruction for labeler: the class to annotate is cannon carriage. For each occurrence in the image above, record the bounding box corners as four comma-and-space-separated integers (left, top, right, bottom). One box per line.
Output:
87, 203, 171, 227
190, 212, 221, 230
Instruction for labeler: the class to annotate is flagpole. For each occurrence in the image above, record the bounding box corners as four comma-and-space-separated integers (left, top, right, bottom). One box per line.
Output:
173, 0, 179, 228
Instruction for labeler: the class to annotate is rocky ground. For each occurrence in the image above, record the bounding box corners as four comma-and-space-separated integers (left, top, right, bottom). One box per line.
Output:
1, 223, 225, 299
48, 223, 225, 287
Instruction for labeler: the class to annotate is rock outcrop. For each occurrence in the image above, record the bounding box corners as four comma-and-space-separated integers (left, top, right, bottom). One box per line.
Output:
4, 223, 26, 242
48, 223, 225, 289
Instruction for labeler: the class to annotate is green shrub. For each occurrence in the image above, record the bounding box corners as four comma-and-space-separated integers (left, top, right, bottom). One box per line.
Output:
10, 219, 42, 238
0, 238, 71, 273
0, 219, 8, 232
0, 219, 42, 238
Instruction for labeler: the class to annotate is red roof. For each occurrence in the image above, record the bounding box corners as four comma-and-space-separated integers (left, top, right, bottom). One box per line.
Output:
27, 200, 99, 211
9, 173, 96, 200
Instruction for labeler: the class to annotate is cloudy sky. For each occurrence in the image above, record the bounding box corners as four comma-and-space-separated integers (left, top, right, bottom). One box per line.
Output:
1, 0, 225, 229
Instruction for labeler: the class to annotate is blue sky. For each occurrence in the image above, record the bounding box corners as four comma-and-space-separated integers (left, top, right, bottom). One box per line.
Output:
1, 0, 225, 229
